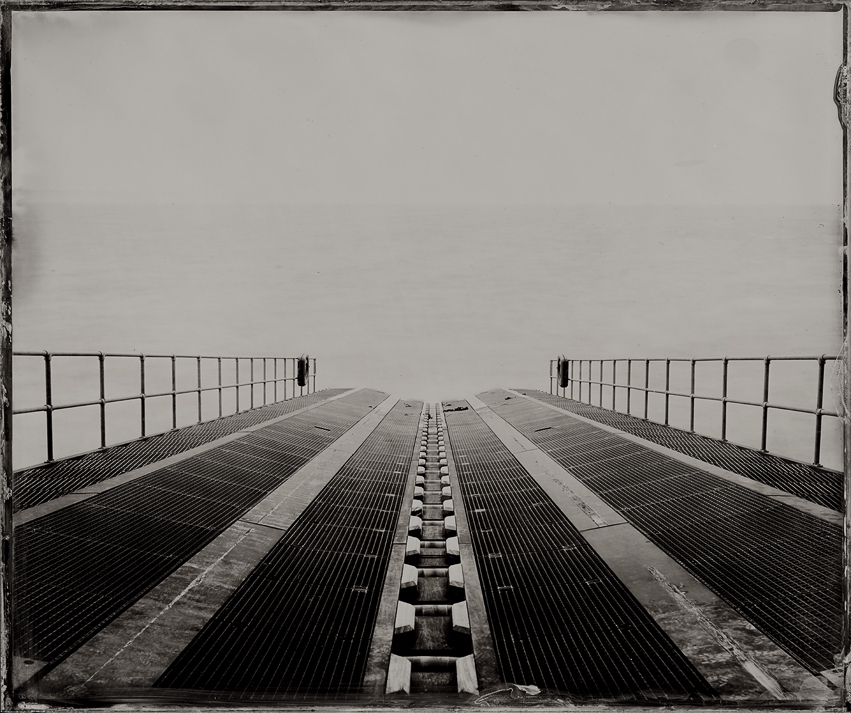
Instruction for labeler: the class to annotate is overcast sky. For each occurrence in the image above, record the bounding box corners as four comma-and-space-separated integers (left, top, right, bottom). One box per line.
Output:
12, 10, 842, 207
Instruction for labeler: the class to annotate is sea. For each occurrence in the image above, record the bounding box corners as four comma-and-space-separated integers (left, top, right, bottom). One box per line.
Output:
10, 200, 844, 472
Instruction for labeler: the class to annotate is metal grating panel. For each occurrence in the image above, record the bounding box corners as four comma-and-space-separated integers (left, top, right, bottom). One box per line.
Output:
478, 390, 842, 675
514, 389, 842, 512
442, 401, 718, 702
14, 389, 352, 512
13, 389, 387, 670
155, 399, 423, 699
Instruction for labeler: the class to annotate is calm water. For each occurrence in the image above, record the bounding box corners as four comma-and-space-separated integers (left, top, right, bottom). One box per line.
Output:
11, 201, 843, 470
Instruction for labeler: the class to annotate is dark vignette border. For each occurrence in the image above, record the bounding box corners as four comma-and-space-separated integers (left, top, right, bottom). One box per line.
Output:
0, 1, 847, 709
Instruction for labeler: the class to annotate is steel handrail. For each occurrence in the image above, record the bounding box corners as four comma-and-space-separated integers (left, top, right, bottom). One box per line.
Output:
550, 354, 839, 468
13, 351, 317, 468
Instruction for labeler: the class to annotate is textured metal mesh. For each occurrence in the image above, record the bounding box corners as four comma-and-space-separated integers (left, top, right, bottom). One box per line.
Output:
478, 389, 842, 675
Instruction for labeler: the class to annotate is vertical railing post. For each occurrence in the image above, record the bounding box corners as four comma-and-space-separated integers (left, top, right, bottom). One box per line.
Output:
578, 360, 583, 403
171, 355, 177, 429
197, 356, 202, 423
44, 352, 54, 462
626, 359, 632, 416
644, 360, 650, 419
689, 359, 696, 432
273, 358, 278, 403
721, 357, 729, 442
550, 359, 554, 395
140, 355, 146, 438
263, 358, 267, 405
312, 358, 316, 393
760, 357, 771, 452
664, 358, 670, 426
235, 358, 240, 413
813, 355, 826, 466
98, 352, 106, 448
250, 358, 255, 409
217, 357, 223, 418
599, 359, 604, 407
568, 360, 573, 399
283, 358, 287, 401
612, 360, 617, 411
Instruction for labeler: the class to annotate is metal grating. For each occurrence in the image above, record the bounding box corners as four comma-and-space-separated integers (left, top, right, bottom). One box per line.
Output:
13, 389, 387, 672
478, 390, 842, 675
514, 389, 842, 512
13, 389, 352, 512
155, 399, 423, 699
442, 400, 718, 703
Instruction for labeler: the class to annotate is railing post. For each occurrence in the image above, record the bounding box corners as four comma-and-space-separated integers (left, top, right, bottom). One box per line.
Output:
217, 357, 222, 418
578, 360, 583, 403
98, 352, 106, 448
140, 355, 146, 438
760, 356, 771, 452
612, 360, 617, 411
171, 355, 177, 429
813, 355, 826, 466
283, 358, 287, 401
44, 352, 54, 462
550, 359, 554, 395
644, 360, 650, 419
626, 359, 632, 416
312, 358, 316, 393
250, 358, 255, 409
689, 359, 696, 432
600, 359, 604, 407
721, 357, 729, 442
263, 358, 267, 405
273, 358, 278, 403
197, 356, 202, 423
664, 358, 670, 426
235, 358, 240, 413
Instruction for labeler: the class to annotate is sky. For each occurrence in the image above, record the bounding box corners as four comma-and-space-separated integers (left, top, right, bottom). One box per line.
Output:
8, 10, 846, 466
12, 10, 842, 207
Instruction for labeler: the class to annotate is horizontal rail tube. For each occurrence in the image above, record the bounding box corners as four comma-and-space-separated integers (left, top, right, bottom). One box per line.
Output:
12, 351, 316, 468
551, 354, 839, 468
558, 377, 838, 418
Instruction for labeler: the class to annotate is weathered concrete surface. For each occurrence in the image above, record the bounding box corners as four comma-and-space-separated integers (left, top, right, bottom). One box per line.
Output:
439, 403, 501, 692
37, 520, 283, 699
362, 403, 423, 697
505, 389, 841, 527
33, 393, 398, 700
471, 394, 836, 704
15, 387, 362, 526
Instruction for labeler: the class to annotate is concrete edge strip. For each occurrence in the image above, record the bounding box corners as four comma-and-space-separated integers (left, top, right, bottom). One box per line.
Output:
32, 393, 399, 697
503, 389, 842, 527
467, 394, 626, 534
14, 387, 361, 526
362, 401, 424, 697
468, 395, 828, 702
440, 401, 501, 692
